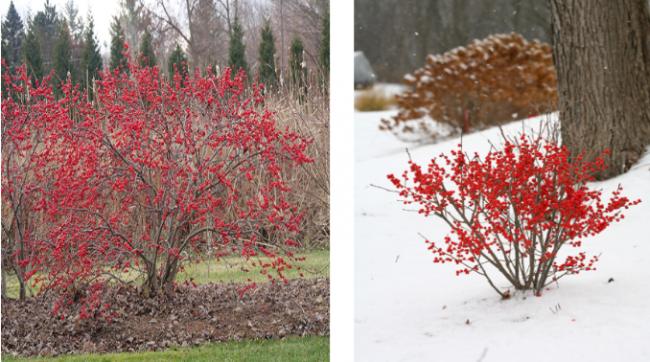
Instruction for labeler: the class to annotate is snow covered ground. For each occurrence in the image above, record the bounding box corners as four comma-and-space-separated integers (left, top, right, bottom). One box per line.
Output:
354, 82, 409, 97
354, 110, 650, 361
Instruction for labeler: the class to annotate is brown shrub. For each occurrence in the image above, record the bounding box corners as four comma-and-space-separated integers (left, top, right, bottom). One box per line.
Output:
380, 33, 558, 142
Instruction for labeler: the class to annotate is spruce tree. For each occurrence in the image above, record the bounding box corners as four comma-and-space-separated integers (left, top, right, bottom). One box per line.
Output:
31, 0, 59, 74
290, 37, 308, 102
258, 20, 277, 89
109, 16, 128, 72
22, 28, 43, 82
138, 29, 156, 67
1, 37, 6, 66
289, 37, 306, 88
81, 15, 102, 93
228, 17, 248, 77
1, 1, 25, 69
63, 0, 84, 84
53, 21, 73, 87
320, 11, 329, 78
168, 43, 188, 81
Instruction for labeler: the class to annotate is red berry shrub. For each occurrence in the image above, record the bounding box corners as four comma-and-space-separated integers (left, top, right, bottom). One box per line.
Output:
1, 60, 312, 318
387, 133, 639, 297
1, 66, 57, 300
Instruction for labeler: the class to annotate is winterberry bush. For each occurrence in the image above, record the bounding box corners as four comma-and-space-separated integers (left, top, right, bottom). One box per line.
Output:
1, 66, 56, 300
388, 132, 639, 297
1, 57, 313, 318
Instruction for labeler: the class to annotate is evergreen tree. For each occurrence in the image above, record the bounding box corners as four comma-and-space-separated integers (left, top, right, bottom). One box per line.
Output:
31, 0, 59, 74
53, 21, 73, 87
81, 15, 102, 93
289, 37, 306, 88
1, 36, 6, 66
118, 0, 152, 59
63, 0, 84, 38
320, 11, 329, 78
138, 29, 156, 67
109, 16, 128, 72
258, 20, 277, 89
228, 17, 248, 77
63, 0, 85, 84
290, 37, 308, 102
22, 27, 43, 82
167, 43, 188, 81
1, 1, 25, 69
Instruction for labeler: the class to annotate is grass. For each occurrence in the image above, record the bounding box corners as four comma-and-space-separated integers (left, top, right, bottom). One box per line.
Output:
355, 88, 397, 111
4, 249, 329, 299
177, 249, 329, 285
2, 336, 329, 362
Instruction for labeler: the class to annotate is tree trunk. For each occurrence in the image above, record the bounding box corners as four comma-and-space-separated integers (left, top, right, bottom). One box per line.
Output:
550, 0, 650, 179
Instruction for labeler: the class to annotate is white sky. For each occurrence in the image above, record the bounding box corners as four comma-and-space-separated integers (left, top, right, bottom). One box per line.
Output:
1, 0, 121, 53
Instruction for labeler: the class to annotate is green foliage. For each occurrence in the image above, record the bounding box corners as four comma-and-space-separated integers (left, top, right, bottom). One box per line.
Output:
138, 29, 156, 67
62, 0, 85, 83
22, 28, 43, 82
319, 11, 329, 77
81, 15, 103, 93
289, 37, 307, 101
63, 0, 84, 39
228, 17, 248, 77
258, 20, 277, 88
53, 21, 73, 86
109, 16, 128, 72
1, 1, 25, 69
167, 43, 188, 81
30, 0, 59, 74
2, 336, 329, 362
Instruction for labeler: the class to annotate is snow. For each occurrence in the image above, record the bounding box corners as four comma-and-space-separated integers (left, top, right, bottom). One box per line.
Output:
355, 112, 650, 361
354, 83, 408, 100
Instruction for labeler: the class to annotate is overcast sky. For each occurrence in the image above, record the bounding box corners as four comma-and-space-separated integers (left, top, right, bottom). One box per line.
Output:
1, 0, 121, 53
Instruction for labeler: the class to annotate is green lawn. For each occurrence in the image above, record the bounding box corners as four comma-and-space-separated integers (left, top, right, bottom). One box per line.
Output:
5, 249, 329, 299
177, 249, 329, 284
2, 336, 329, 362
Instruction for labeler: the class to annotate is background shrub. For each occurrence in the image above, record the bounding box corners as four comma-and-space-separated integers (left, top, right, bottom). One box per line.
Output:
381, 33, 558, 142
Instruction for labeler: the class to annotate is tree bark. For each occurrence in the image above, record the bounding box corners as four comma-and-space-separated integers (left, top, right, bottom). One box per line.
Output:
550, 0, 650, 179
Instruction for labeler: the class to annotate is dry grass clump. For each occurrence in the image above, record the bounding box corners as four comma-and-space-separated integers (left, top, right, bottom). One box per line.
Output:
355, 88, 397, 111
265, 89, 330, 248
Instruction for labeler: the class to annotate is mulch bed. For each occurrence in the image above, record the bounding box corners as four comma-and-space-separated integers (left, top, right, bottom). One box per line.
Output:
1, 278, 329, 357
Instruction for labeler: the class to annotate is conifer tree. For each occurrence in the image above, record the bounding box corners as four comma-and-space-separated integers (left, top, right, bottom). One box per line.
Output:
258, 20, 277, 89
81, 15, 102, 93
109, 16, 128, 72
320, 11, 329, 78
31, 0, 59, 74
290, 37, 306, 88
63, 0, 85, 84
22, 28, 43, 82
1, 1, 25, 69
53, 21, 73, 87
168, 43, 188, 81
138, 29, 156, 67
228, 17, 248, 77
